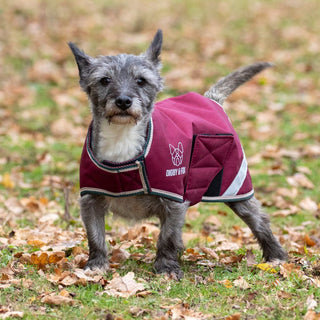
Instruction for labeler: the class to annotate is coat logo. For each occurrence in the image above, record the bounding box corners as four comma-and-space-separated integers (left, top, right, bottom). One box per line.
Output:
166, 142, 186, 177
169, 142, 183, 166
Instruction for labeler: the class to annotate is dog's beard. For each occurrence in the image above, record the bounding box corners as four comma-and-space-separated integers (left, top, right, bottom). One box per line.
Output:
108, 112, 139, 124
105, 99, 142, 125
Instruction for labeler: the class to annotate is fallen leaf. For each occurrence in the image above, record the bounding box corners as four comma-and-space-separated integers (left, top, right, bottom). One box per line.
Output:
110, 248, 130, 263
304, 234, 316, 247
73, 253, 88, 268
41, 294, 75, 306
273, 205, 299, 217
2, 173, 15, 189
226, 313, 241, 320
215, 242, 240, 251
59, 289, 71, 297
218, 279, 233, 288
287, 173, 314, 189
205, 215, 222, 226
304, 310, 320, 320
245, 249, 257, 267
201, 247, 219, 260
256, 263, 277, 273
102, 272, 145, 298
233, 276, 250, 290
306, 295, 318, 310
220, 254, 243, 265
300, 198, 318, 213
4, 198, 24, 215
276, 187, 298, 199
0, 311, 24, 319
279, 263, 303, 278
162, 303, 209, 320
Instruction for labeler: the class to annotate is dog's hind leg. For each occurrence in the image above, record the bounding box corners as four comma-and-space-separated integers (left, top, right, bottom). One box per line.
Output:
154, 199, 188, 280
227, 196, 287, 262
80, 194, 109, 271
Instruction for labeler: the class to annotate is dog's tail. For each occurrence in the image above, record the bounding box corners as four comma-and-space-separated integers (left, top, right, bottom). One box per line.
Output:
204, 62, 273, 105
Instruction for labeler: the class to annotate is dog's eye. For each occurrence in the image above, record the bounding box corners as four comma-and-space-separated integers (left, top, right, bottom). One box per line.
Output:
136, 77, 146, 86
100, 77, 111, 86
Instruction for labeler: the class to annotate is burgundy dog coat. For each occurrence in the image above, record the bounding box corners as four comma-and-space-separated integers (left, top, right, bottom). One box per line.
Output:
80, 92, 254, 206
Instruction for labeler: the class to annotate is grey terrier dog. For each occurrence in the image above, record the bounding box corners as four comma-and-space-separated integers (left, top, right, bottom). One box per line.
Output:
69, 30, 287, 279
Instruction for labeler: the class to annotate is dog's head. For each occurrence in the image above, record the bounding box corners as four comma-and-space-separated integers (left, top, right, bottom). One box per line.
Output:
69, 30, 164, 125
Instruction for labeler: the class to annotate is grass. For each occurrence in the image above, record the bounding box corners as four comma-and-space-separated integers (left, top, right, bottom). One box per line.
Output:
0, 0, 319, 319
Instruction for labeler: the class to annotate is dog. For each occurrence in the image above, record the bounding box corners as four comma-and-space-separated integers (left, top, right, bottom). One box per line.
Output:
69, 30, 287, 279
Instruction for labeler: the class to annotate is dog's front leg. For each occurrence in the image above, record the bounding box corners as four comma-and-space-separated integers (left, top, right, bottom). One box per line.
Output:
80, 194, 109, 272
154, 200, 188, 280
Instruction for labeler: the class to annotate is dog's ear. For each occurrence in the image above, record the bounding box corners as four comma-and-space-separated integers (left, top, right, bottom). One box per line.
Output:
178, 142, 183, 153
68, 42, 93, 89
169, 144, 175, 155
145, 29, 162, 65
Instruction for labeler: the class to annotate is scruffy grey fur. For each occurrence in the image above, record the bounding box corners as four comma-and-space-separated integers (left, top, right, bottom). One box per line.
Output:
69, 30, 287, 279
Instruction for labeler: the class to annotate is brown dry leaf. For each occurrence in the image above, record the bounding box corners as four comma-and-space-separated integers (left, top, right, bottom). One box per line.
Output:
31, 252, 49, 270
27, 239, 46, 248
304, 234, 316, 247
4, 198, 24, 215
215, 242, 240, 252
48, 252, 65, 264
245, 249, 257, 267
300, 198, 318, 213
45, 269, 103, 287
120, 223, 159, 242
41, 294, 75, 306
233, 276, 250, 290
304, 310, 320, 320
182, 232, 200, 244
103, 272, 145, 298
163, 303, 209, 320
20, 196, 44, 213
218, 279, 233, 288
220, 254, 243, 265
60, 275, 78, 287
73, 253, 88, 268
287, 173, 314, 189
0, 310, 24, 319
273, 205, 299, 217
186, 206, 201, 220
59, 289, 71, 298
110, 248, 130, 263
17, 253, 31, 264
29, 251, 65, 269
201, 247, 219, 260
280, 263, 304, 278
276, 187, 298, 199
225, 314, 241, 320
306, 295, 318, 311
73, 269, 104, 285
205, 215, 222, 226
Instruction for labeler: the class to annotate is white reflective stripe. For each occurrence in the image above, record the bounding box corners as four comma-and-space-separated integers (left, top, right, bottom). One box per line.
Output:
222, 148, 248, 197
202, 189, 254, 203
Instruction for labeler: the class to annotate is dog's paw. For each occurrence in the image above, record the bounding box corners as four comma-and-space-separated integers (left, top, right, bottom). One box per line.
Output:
84, 257, 109, 274
264, 247, 288, 264
154, 259, 184, 280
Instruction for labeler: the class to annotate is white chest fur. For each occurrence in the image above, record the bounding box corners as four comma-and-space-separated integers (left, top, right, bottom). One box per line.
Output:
97, 119, 146, 162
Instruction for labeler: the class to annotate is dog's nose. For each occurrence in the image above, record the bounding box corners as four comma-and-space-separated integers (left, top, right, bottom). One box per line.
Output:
115, 96, 133, 110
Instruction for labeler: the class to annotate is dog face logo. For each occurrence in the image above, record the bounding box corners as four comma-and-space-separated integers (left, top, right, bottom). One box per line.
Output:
169, 142, 184, 167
